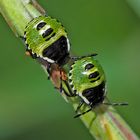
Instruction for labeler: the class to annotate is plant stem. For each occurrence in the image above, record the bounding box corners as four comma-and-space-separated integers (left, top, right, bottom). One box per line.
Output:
0, 0, 139, 139
0, 0, 45, 36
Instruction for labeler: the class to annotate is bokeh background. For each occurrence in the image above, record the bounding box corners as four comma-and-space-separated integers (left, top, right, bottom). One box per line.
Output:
0, 0, 140, 139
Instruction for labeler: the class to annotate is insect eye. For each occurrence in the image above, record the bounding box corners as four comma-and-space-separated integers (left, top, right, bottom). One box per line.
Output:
88, 71, 99, 79
85, 63, 94, 70
36, 22, 46, 30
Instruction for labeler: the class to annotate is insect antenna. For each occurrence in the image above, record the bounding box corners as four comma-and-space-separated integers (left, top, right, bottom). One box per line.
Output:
103, 102, 128, 106
103, 97, 128, 106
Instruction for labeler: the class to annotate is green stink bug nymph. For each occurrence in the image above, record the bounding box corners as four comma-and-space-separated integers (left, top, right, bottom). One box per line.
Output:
23, 16, 70, 73
61, 54, 128, 118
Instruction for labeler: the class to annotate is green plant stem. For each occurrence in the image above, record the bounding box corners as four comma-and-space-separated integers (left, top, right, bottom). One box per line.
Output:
0, 0, 139, 140
0, 0, 45, 36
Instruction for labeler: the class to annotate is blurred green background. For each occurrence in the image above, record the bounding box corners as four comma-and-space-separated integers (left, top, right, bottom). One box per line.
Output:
0, 0, 140, 139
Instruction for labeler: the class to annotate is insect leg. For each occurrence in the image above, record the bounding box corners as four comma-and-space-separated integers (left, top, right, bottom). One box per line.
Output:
47, 63, 51, 79
103, 102, 128, 106
74, 108, 92, 118
75, 100, 84, 113
59, 69, 63, 93
61, 80, 76, 97
103, 97, 128, 106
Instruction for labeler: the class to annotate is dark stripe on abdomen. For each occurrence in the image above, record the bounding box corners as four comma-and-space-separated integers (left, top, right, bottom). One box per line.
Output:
42, 36, 69, 66
82, 81, 105, 106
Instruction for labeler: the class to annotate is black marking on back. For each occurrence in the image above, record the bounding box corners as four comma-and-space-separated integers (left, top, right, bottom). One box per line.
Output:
42, 36, 69, 66
45, 33, 56, 41
69, 73, 72, 77
88, 71, 99, 79
36, 22, 46, 30
24, 31, 26, 35
25, 43, 29, 49
90, 77, 100, 83
71, 84, 74, 88
85, 63, 94, 70
42, 28, 53, 38
69, 79, 72, 83
31, 53, 37, 59
70, 67, 73, 70
56, 19, 60, 23
21, 36, 26, 42
82, 82, 105, 106
26, 49, 37, 59
74, 90, 77, 94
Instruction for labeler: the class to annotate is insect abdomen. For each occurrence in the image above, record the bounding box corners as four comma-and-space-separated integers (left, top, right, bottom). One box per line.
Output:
82, 81, 105, 106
